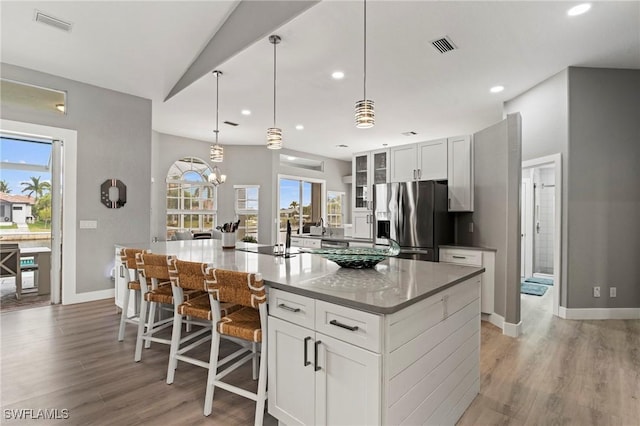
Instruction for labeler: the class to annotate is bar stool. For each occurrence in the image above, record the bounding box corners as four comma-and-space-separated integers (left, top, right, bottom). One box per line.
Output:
135, 253, 208, 362
204, 268, 267, 425
165, 259, 244, 387
117, 248, 147, 341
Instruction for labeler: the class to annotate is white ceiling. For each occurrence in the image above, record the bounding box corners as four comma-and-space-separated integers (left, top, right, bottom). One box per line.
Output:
1, 1, 639, 161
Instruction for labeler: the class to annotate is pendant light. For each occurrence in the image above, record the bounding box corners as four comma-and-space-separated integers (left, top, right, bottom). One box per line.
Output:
355, 0, 374, 128
267, 35, 283, 149
210, 70, 224, 162
208, 165, 226, 186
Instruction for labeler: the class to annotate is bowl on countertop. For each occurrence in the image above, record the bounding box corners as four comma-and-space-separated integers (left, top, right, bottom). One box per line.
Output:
310, 239, 400, 269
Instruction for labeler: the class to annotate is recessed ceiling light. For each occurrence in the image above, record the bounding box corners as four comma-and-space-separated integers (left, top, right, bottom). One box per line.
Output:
295, 124, 304, 130
567, 3, 591, 16
241, 109, 251, 115
490, 85, 504, 93
287, 156, 296, 161
336, 144, 348, 148
331, 71, 345, 80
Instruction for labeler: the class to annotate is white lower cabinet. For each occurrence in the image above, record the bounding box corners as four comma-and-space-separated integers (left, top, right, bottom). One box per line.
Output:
352, 211, 372, 239
268, 316, 381, 426
268, 279, 481, 426
290, 237, 321, 249
114, 246, 136, 316
440, 247, 494, 314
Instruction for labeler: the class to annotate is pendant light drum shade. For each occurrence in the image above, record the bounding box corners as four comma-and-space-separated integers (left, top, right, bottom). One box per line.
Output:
267, 127, 283, 150
355, 99, 375, 128
210, 140, 223, 162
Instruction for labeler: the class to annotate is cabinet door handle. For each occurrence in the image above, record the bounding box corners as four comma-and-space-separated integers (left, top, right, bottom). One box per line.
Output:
314, 340, 322, 371
278, 303, 301, 313
119, 265, 124, 278
452, 255, 466, 259
304, 336, 312, 366
413, 169, 416, 180
448, 198, 451, 209
329, 319, 359, 332
418, 169, 422, 179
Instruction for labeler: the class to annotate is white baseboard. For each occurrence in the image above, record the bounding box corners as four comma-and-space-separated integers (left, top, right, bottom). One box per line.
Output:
481, 313, 521, 337
62, 289, 115, 305
559, 307, 640, 320
482, 312, 504, 330
503, 320, 522, 338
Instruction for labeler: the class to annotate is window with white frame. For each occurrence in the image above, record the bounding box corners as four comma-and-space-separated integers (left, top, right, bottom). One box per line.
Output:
166, 157, 217, 239
327, 191, 345, 227
235, 185, 259, 242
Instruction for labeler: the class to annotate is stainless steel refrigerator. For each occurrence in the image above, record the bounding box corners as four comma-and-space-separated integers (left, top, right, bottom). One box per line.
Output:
373, 180, 453, 261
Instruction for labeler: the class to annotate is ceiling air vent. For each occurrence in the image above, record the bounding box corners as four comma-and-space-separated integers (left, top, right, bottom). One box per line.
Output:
431, 36, 456, 54
223, 121, 239, 127
34, 10, 73, 32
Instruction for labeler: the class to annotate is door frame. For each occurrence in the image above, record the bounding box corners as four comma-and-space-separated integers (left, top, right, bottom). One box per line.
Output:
1, 119, 77, 305
521, 174, 534, 279
522, 153, 562, 316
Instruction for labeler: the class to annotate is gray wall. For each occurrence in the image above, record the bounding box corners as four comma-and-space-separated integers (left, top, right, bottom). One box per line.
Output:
505, 67, 640, 310
1, 63, 152, 294
151, 133, 351, 245
566, 67, 640, 309
456, 114, 522, 324
504, 69, 570, 306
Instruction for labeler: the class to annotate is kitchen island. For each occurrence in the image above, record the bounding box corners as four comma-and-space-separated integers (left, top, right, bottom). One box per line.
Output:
115, 239, 484, 425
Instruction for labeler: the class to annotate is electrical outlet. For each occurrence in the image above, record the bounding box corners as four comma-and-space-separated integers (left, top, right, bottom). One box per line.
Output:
610, 287, 616, 298
593, 286, 600, 298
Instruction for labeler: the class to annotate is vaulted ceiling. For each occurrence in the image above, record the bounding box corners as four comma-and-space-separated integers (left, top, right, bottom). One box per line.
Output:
2, 1, 639, 160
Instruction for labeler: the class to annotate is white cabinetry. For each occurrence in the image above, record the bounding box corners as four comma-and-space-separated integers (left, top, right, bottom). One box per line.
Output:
351, 149, 388, 239
290, 237, 321, 249
352, 211, 373, 239
447, 135, 474, 212
440, 247, 494, 314
390, 139, 447, 182
268, 277, 481, 426
268, 290, 381, 426
114, 247, 136, 316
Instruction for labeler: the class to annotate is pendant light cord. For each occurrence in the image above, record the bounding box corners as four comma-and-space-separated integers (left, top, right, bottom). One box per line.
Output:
363, 0, 367, 101
215, 71, 220, 143
273, 40, 277, 127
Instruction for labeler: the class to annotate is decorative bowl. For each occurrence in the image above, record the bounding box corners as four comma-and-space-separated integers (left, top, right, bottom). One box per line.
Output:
311, 239, 400, 269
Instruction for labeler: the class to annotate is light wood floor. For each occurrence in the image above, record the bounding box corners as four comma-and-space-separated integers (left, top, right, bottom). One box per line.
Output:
1, 294, 638, 425
1, 301, 278, 425
459, 290, 640, 426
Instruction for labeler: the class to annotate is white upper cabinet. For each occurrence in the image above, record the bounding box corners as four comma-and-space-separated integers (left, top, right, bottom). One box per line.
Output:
389, 144, 416, 182
447, 135, 474, 212
371, 149, 389, 185
352, 152, 371, 212
390, 139, 447, 182
417, 139, 448, 180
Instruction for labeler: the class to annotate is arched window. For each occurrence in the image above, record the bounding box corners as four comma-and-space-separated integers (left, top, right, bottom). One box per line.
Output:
166, 157, 217, 239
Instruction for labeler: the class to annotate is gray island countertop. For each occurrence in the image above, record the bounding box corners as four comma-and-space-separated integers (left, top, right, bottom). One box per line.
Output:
116, 240, 484, 315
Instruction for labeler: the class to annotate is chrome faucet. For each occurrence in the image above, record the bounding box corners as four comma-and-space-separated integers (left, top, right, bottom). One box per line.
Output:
320, 218, 325, 235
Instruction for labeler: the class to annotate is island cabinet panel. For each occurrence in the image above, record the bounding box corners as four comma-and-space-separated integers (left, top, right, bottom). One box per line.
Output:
269, 291, 315, 330
315, 300, 381, 352
315, 333, 381, 426
268, 309, 381, 425
268, 277, 480, 426
268, 316, 316, 426
383, 277, 480, 426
